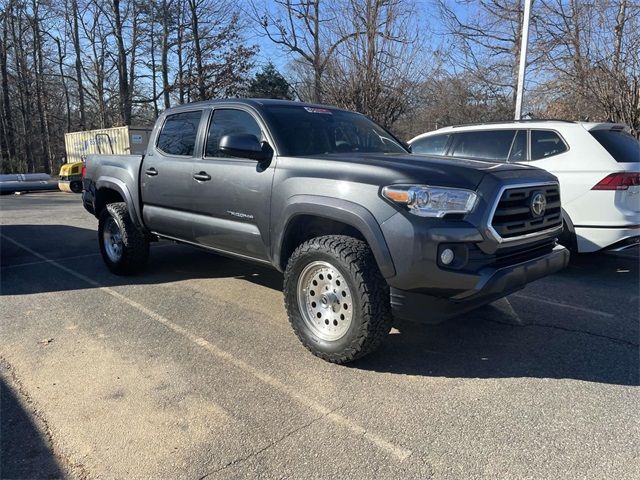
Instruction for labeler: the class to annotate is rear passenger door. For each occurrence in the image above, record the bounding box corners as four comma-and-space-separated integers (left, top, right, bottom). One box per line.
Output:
141, 110, 205, 241
190, 107, 275, 261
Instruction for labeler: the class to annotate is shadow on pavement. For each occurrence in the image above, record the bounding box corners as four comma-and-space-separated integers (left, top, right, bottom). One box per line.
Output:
354, 250, 639, 386
2, 224, 638, 387
0, 376, 64, 479
0, 224, 283, 295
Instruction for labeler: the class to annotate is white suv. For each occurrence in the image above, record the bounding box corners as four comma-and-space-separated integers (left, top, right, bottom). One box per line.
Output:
409, 121, 640, 252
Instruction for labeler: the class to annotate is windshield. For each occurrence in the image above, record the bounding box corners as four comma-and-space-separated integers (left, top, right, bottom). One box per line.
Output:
590, 129, 640, 163
264, 105, 408, 157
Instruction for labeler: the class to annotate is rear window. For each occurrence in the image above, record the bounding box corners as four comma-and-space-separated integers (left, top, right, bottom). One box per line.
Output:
450, 130, 516, 161
157, 111, 202, 156
411, 134, 450, 155
590, 129, 640, 163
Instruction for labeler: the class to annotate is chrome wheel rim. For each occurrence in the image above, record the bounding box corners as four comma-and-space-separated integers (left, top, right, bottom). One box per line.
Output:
103, 216, 124, 263
297, 261, 353, 341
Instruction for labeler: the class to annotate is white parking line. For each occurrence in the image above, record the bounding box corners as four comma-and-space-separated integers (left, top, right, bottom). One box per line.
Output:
1, 233, 412, 462
1, 242, 178, 270
1, 252, 101, 269
511, 293, 614, 318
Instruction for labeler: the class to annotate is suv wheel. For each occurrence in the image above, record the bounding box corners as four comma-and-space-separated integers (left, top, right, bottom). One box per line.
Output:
98, 202, 149, 275
283, 235, 393, 364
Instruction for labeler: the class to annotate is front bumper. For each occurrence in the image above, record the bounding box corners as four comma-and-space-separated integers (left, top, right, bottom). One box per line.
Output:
390, 245, 569, 323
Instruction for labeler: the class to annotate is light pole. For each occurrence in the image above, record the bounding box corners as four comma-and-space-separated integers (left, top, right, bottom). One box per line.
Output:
514, 0, 532, 120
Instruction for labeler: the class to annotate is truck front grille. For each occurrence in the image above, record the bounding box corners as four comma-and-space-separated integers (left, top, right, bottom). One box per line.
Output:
491, 184, 562, 240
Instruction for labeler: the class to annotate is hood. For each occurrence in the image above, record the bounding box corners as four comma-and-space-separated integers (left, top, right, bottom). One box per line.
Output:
303, 152, 542, 190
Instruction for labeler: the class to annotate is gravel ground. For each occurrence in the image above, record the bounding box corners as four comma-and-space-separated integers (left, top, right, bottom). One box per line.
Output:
1, 191, 638, 479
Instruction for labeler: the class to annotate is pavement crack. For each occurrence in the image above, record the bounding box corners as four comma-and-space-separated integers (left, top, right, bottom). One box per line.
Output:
198, 403, 345, 479
485, 319, 639, 347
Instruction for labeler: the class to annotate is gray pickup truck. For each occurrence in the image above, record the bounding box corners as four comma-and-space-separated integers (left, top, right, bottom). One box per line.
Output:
83, 99, 569, 363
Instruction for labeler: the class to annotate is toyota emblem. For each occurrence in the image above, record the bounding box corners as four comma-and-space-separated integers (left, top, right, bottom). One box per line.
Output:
530, 192, 547, 217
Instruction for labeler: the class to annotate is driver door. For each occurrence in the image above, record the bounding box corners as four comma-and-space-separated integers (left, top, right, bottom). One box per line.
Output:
190, 107, 275, 261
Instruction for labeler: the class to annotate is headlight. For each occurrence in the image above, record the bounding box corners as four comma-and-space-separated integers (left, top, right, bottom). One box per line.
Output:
382, 185, 478, 218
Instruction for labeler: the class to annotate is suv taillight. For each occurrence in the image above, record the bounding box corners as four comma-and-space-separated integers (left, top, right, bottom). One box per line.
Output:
592, 172, 640, 190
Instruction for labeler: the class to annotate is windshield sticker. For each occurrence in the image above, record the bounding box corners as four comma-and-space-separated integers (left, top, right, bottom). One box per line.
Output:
304, 107, 332, 114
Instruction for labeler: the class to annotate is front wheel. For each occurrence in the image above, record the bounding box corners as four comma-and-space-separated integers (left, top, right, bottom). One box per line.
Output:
283, 235, 393, 364
98, 202, 149, 275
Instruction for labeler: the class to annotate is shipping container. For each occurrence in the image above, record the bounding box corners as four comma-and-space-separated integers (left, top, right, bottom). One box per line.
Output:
60, 126, 151, 193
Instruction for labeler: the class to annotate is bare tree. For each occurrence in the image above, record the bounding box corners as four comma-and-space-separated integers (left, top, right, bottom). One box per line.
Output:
325, 0, 424, 127
253, 0, 364, 102
70, 0, 86, 128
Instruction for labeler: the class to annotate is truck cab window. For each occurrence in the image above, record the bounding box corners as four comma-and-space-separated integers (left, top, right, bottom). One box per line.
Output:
157, 111, 202, 156
206, 109, 262, 157
531, 130, 567, 160
411, 134, 450, 155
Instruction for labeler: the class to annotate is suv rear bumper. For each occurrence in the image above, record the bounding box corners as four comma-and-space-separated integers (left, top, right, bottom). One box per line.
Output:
574, 225, 640, 252
390, 245, 569, 323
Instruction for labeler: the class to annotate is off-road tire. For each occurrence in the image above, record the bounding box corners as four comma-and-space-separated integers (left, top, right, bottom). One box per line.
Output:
283, 235, 393, 364
98, 202, 149, 275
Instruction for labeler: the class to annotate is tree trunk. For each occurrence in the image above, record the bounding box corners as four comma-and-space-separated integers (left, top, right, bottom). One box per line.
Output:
161, 0, 171, 109
613, 0, 627, 75
54, 36, 71, 132
112, 0, 131, 125
188, 0, 205, 100
10, 6, 35, 172
177, 4, 185, 104
32, 0, 53, 174
150, 18, 159, 118
71, 0, 86, 129
0, 14, 16, 163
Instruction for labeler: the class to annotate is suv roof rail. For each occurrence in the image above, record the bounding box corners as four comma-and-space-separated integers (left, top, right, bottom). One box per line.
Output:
450, 119, 576, 128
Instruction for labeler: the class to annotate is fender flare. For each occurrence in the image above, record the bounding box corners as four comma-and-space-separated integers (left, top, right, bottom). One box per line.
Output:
95, 176, 144, 230
273, 195, 396, 279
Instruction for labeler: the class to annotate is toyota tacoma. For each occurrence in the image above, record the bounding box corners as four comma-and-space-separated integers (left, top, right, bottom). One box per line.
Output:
82, 99, 569, 363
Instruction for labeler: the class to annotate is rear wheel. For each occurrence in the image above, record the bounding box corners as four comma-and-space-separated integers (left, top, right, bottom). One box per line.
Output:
283, 235, 393, 364
98, 202, 149, 275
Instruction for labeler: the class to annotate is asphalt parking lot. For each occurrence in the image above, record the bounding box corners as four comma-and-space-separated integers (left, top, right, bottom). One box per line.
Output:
1, 191, 638, 479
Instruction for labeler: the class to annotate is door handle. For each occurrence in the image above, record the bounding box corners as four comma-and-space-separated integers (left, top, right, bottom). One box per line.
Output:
145, 167, 158, 176
193, 172, 211, 182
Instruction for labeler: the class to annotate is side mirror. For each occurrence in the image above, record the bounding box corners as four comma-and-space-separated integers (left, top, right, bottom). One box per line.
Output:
219, 134, 269, 161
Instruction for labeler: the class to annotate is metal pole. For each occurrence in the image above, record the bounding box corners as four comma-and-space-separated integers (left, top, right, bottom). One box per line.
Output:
514, 0, 532, 120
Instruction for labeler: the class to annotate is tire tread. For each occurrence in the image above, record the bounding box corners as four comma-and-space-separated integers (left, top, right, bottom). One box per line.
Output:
283, 235, 392, 364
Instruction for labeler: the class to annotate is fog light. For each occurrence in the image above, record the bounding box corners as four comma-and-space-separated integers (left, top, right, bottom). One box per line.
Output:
440, 248, 455, 265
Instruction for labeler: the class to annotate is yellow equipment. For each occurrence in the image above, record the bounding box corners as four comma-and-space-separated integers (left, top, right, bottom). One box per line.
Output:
59, 126, 151, 193
58, 161, 84, 193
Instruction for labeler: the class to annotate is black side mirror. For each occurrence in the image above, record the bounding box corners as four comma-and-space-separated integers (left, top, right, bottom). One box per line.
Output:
219, 134, 270, 161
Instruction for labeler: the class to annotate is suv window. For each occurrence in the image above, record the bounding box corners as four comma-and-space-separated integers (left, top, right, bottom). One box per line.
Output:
590, 129, 640, 163
530, 130, 567, 160
450, 130, 516, 161
508, 130, 527, 161
205, 109, 262, 157
157, 111, 202, 156
411, 134, 450, 155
